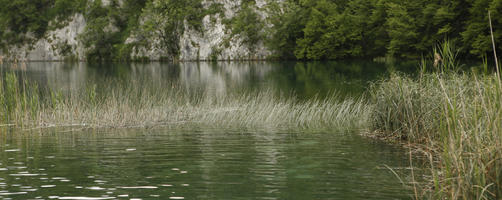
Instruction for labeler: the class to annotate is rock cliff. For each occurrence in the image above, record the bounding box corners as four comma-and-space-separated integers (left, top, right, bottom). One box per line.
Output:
1, 0, 274, 61
2, 14, 87, 61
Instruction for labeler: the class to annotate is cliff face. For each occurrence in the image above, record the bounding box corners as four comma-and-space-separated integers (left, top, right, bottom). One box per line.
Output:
177, 0, 271, 61
1, 0, 274, 61
2, 14, 87, 61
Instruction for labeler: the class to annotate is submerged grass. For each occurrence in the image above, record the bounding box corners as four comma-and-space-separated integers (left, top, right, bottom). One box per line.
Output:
371, 40, 502, 199
0, 70, 370, 132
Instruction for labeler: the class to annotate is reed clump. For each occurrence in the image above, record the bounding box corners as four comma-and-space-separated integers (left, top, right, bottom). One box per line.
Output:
371, 40, 502, 199
0, 72, 40, 124
0, 71, 370, 132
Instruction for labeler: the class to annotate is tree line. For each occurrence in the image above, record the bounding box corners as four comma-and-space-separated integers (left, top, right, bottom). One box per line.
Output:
1, 0, 501, 61
266, 0, 502, 60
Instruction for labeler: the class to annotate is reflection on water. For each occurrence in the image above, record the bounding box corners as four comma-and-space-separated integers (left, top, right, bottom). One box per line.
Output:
0, 61, 421, 199
1, 61, 418, 98
0, 128, 415, 200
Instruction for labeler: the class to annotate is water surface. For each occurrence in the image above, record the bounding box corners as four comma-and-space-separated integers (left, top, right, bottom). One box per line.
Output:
0, 61, 418, 199
1, 60, 418, 98
0, 128, 414, 200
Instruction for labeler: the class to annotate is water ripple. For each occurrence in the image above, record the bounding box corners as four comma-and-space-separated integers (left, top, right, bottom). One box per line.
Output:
0, 129, 416, 199
58, 197, 116, 200
120, 186, 158, 189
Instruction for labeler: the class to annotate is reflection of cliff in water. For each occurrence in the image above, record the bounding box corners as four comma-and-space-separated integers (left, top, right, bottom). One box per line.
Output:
1, 62, 89, 94
178, 62, 274, 96
196, 129, 288, 197
1, 62, 275, 96
1, 61, 418, 99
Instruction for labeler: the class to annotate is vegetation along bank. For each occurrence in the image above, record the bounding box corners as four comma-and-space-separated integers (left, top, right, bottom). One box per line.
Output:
1, 0, 502, 61
2, 0, 502, 199
2, 43, 502, 199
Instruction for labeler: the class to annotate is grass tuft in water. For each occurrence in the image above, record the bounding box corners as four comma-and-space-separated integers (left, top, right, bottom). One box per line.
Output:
0, 71, 370, 132
0, 72, 40, 124
371, 40, 502, 199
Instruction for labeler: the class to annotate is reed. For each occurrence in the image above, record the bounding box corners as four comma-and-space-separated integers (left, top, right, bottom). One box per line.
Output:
0, 72, 370, 132
4, 38, 499, 199
371, 40, 502, 199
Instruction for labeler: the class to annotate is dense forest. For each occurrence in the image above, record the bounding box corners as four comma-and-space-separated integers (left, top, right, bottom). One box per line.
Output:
0, 0, 501, 61
266, 0, 502, 59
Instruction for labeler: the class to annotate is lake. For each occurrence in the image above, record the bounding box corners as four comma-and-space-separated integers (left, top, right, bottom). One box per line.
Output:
0, 61, 419, 199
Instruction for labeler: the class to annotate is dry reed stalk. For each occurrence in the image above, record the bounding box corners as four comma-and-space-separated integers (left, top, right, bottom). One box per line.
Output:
489, 11, 500, 80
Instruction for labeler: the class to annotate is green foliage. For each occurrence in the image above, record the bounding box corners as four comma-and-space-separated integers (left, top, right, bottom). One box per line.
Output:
268, 0, 386, 59
0, 0, 84, 48
226, 0, 264, 52
140, 0, 187, 60
2, 0, 502, 60
80, 0, 146, 62
266, 0, 502, 60
461, 0, 502, 57
80, 0, 116, 62
265, 1, 304, 59
210, 46, 222, 61
137, 0, 223, 60
385, 2, 419, 57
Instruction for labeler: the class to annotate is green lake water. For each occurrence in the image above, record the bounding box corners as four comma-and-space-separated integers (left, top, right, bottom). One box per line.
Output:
0, 61, 419, 199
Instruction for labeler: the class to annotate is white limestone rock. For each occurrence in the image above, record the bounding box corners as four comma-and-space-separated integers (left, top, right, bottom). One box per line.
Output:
178, 0, 271, 61
3, 0, 278, 61
2, 14, 86, 61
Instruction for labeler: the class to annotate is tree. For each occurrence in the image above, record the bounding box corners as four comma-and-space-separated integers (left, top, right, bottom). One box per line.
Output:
385, 1, 420, 57
266, 1, 306, 59
461, 0, 502, 57
139, 0, 206, 60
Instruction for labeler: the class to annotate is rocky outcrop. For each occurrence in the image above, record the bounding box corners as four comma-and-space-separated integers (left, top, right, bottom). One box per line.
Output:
178, 0, 271, 61
2, 0, 275, 61
178, 15, 270, 61
1, 14, 87, 61
128, 0, 272, 61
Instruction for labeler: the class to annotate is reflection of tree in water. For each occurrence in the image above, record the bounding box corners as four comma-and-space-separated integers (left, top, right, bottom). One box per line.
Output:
267, 61, 416, 98
1, 61, 418, 100
294, 61, 368, 98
